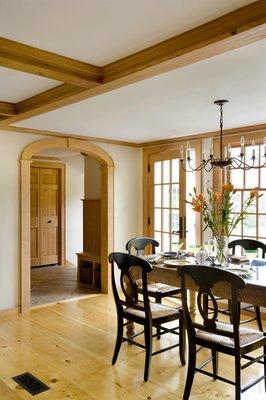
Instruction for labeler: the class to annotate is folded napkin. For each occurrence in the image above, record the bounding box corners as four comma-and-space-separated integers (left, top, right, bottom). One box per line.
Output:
251, 259, 266, 267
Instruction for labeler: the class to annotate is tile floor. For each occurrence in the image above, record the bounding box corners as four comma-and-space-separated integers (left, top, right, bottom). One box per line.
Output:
31, 264, 99, 306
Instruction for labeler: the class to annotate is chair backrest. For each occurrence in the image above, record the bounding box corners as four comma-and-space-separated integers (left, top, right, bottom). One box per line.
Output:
179, 265, 246, 347
109, 252, 153, 317
126, 237, 159, 256
229, 239, 266, 258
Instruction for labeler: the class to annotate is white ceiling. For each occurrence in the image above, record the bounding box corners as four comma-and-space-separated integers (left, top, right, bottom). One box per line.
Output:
0, 67, 59, 103
16, 39, 266, 143
0, 0, 253, 65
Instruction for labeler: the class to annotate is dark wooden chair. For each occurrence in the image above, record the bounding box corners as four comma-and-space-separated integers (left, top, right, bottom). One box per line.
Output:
228, 239, 266, 331
126, 237, 182, 338
109, 252, 185, 381
179, 264, 266, 400
126, 237, 181, 302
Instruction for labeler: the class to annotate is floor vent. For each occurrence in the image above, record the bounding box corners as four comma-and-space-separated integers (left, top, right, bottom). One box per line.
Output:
12, 372, 50, 395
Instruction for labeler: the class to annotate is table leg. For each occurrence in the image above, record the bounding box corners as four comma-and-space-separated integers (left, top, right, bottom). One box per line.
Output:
189, 290, 197, 321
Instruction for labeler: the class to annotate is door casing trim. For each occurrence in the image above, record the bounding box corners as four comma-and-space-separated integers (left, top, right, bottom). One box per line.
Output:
21, 137, 114, 312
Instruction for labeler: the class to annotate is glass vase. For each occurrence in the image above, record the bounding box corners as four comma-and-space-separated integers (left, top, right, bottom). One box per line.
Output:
214, 236, 229, 268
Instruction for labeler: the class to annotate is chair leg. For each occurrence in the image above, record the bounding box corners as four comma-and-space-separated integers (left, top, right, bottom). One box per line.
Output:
179, 310, 186, 366
211, 350, 218, 379
155, 294, 162, 339
255, 306, 263, 331
235, 354, 241, 400
112, 315, 123, 365
183, 344, 196, 400
144, 321, 153, 382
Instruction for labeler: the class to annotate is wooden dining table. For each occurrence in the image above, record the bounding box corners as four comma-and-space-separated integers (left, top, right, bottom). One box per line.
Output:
126, 260, 266, 337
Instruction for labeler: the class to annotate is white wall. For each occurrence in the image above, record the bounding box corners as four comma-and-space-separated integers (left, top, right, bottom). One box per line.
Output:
0, 131, 142, 310
84, 155, 101, 199
92, 142, 143, 252
62, 154, 84, 265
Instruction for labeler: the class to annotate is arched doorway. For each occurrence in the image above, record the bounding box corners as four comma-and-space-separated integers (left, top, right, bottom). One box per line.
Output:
20, 137, 114, 312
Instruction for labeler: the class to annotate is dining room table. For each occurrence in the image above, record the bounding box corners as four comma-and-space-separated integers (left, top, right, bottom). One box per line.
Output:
126, 256, 266, 337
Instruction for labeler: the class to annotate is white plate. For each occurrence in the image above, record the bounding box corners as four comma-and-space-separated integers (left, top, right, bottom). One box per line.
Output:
164, 259, 191, 267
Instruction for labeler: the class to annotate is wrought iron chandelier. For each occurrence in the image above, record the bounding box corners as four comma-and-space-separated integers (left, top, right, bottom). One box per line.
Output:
180, 100, 266, 172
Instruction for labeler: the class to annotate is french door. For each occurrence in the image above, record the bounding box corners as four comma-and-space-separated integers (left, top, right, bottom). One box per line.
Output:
148, 146, 200, 252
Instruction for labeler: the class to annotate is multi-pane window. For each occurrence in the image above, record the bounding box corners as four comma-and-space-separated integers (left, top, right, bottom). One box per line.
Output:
228, 143, 266, 246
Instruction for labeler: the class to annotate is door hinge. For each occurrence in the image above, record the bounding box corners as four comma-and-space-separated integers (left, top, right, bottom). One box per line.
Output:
148, 217, 151, 226
148, 164, 150, 173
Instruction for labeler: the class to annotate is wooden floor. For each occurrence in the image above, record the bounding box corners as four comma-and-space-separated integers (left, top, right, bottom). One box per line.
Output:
31, 264, 99, 306
0, 295, 265, 399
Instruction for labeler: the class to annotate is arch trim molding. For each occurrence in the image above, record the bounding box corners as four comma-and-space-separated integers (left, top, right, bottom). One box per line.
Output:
20, 138, 114, 312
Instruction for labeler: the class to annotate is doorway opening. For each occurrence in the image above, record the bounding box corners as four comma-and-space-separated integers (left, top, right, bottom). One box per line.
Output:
21, 138, 114, 312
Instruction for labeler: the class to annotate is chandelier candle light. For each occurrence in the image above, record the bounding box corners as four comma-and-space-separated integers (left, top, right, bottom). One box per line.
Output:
180, 100, 266, 172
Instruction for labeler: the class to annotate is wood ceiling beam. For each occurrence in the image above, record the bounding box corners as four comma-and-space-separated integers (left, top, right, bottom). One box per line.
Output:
0, 101, 17, 116
103, 0, 266, 82
0, 0, 265, 128
0, 37, 103, 88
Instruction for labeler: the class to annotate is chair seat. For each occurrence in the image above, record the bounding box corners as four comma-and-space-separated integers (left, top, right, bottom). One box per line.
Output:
137, 280, 180, 295
124, 302, 179, 320
197, 321, 264, 347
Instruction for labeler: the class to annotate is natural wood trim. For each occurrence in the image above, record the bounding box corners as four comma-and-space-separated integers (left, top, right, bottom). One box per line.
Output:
0, 37, 102, 87
104, 1, 266, 82
16, 83, 86, 115
0, 306, 20, 318
0, 101, 17, 116
1, 1, 265, 127
140, 124, 266, 148
3, 125, 139, 147
32, 155, 61, 161
31, 161, 66, 267
20, 138, 114, 312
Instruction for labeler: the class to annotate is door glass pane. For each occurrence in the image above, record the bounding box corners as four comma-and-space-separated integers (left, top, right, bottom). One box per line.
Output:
172, 159, 179, 183
260, 167, 266, 187
258, 215, 266, 238
163, 185, 170, 207
230, 214, 242, 236
243, 191, 256, 213
243, 214, 256, 237
154, 209, 161, 231
154, 162, 161, 184
162, 233, 170, 252
163, 160, 170, 183
163, 209, 170, 232
154, 185, 161, 208
230, 169, 244, 189
154, 231, 161, 252
259, 192, 266, 213
245, 168, 259, 188
171, 184, 179, 208
171, 209, 179, 231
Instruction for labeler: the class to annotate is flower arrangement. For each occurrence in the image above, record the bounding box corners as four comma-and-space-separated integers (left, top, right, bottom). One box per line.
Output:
187, 183, 261, 265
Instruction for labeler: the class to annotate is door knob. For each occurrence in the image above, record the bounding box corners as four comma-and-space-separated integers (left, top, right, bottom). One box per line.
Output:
47, 220, 52, 223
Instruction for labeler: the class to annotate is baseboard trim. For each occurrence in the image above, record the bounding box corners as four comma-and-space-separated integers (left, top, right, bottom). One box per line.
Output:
63, 259, 77, 268
0, 306, 20, 317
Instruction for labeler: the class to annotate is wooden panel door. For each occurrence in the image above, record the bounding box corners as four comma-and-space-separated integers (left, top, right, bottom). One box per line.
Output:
147, 144, 202, 252
40, 168, 59, 265
30, 166, 61, 266
149, 150, 187, 252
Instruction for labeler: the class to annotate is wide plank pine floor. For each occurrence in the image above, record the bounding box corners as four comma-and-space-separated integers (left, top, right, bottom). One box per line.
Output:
0, 295, 265, 399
